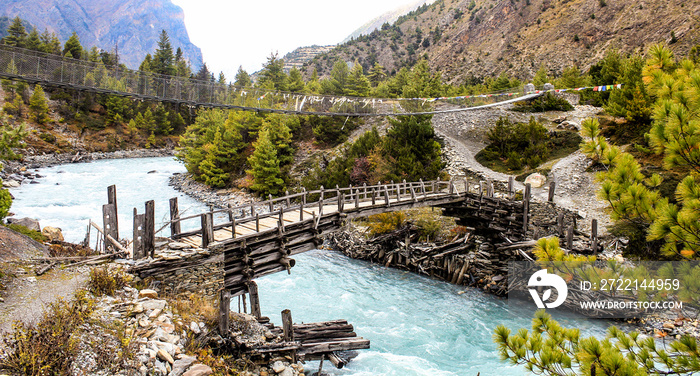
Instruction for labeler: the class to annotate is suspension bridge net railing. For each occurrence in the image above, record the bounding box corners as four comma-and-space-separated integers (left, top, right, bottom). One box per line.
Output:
0, 44, 544, 116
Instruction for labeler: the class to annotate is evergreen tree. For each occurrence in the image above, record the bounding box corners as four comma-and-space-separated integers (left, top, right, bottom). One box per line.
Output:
234, 66, 252, 87
367, 62, 387, 86
326, 60, 350, 95
346, 61, 371, 97
198, 130, 230, 188
218, 72, 226, 85
63, 32, 83, 59
287, 67, 305, 92
25, 28, 41, 51
261, 115, 294, 166
258, 53, 287, 91
174, 47, 191, 77
247, 127, 284, 196
3, 17, 27, 48
0, 112, 27, 160
380, 115, 444, 181
139, 54, 153, 72
28, 85, 51, 124
604, 55, 652, 124
152, 30, 175, 76
532, 63, 550, 86
495, 310, 700, 376
152, 104, 172, 135
39, 29, 61, 55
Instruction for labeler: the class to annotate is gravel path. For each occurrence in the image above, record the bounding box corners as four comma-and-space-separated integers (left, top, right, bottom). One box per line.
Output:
432, 102, 609, 235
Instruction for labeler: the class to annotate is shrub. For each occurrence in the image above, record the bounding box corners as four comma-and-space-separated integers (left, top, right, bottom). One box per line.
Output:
5, 223, 46, 242
0, 290, 95, 375
87, 266, 129, 296
512, 92, 574, 112
367, 212, 407, 236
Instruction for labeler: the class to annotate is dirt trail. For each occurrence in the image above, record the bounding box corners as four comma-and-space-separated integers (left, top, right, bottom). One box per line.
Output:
432, 103, 610, 235
0, 267, 87, 334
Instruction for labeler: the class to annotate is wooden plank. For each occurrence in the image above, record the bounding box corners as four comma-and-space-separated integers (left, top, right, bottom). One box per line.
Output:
144, 200, 155, 257
107, 185, 119, 238
170, 197, 181, 237
219, 290, 231, 337
102, 203, 118, 251
132, 208, 145, 260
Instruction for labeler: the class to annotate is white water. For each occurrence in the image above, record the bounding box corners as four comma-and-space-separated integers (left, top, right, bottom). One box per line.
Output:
9, 157, 611, 375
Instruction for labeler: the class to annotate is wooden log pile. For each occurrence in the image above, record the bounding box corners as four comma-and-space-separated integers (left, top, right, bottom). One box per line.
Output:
439, 195, 526, 239
329, 225, 522, 296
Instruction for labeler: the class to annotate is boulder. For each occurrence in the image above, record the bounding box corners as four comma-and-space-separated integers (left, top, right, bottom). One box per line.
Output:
157, 348, 175, 364
2, 179, 20, 188
41, 226, 64, 242
543, 83, 555, 91
271, 361, 285, 373
170, 355, 197, 376
139, 289, 159, 299
182, 364, 213, 376
7, 217, 41, 232
523, 83, 536, 93
524, 173, 547, 188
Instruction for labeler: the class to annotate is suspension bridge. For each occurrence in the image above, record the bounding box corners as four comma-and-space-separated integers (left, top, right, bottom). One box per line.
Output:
0, 44, 546, 116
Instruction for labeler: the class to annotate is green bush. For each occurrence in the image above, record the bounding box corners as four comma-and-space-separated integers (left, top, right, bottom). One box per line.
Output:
0, 187, 12, 220
5, 223, 46, 242
512, 92, 574, 112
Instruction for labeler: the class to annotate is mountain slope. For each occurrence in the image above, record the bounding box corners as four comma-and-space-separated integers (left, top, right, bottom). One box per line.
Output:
342, 0, 437, 43
306, 0, 700, 84
0, 0, 203, 70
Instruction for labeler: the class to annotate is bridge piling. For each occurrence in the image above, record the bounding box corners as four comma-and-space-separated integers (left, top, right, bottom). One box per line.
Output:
548, 181, 556, 202
508, 177, 514, 199
132, 208, 145, 260
170, 197, 181, 237
145, 200, 155, 257
522, 184, 531, 233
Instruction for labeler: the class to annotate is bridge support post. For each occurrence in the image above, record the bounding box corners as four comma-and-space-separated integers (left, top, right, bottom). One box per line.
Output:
170, 197, 181, 237
219, 290, 231, 337
591, 219, 598, 256
102, 204, 118, 253
522, 184, 531, 234
508, 177, 514, 199
557, 212, 565, 237
107, 185, 119, 238
247, 281, 262, 319
548, 181, 556, 202
132, 208, 145, 260
566, 225, 574, 250
201, 213, 214, 248
144, 200, 155, 258
282, 309, 296, 362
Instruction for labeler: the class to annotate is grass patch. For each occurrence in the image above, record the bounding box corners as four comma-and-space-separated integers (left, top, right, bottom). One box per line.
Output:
5, 223, 46, 243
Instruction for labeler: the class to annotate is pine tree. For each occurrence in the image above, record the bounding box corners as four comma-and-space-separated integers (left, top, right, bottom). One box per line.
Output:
346, 62, 371, 97
258, 53, 287, 91
495, 310, 700, 376
25, 28, 41, 51
0, 112, 27, 160
247, 127, 284, 196
63, 32, 83, 59
326, 60, 350, 95
287, 67, 305, 92
367, 62, 387, 86
28, 84, 51, 124
532, 63, 550, 86
198, 130, 230, 188
381, 114, 444, 181
39, 29, 62, 55
152, 104, 172, 135
152, 30, 175, 76
234, 66, 252, 87
3, 17, 27, 48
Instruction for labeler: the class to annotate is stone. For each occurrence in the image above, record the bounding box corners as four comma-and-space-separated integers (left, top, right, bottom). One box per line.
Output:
26, 276, 37, 283
168, 242, 191, 250
524, 173, 547, 188
190, 321, 201, 334
182, 364, 213, 376
155, 359, 169, 375
523, 83, 535, 93
157, 348, 175, 364
139, 289, 159, 299
6, 217, 40, 231
142, 299, 167, 311
271, 361, 285, 373
279, 367, 293, 376
41, 226, 64, 242
131, 303, 144, 315
543, 82, 555, 91
170, 355, 197, 376
2, 179, 20, 188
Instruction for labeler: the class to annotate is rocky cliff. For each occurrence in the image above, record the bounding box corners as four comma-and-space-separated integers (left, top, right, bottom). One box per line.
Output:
0, 0, 203, 70
307, 0, 700, 83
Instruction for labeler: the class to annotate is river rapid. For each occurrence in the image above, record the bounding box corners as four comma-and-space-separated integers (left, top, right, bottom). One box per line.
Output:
9, 156, 611, 375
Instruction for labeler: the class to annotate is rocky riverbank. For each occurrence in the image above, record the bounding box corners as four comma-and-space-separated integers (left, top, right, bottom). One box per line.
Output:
168, 172, 258, 210
0, 148, 176, 188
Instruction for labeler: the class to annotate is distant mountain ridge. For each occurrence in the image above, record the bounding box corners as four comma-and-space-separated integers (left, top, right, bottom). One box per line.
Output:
0, 0, 203, 70
342, 0, 437, 43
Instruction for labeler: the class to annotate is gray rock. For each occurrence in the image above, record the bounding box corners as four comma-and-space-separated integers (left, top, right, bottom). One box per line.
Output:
543, 82, 555, 91
524, 83, 536, 93
7, 217, 41, 231
142, 299, 167, 311
280, 367, 294, 376
271, 361, 286, 373
2, 179, 20, 188
169, 355, 197, 376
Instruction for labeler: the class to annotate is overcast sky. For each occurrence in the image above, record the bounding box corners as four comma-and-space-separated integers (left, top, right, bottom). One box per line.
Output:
170, 0, 421, 80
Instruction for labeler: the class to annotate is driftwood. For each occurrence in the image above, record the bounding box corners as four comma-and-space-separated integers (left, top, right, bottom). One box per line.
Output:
90, 220, 128, 254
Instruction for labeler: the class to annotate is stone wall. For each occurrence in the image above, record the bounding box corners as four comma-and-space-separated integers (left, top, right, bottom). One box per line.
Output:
132, 244, 224, 298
